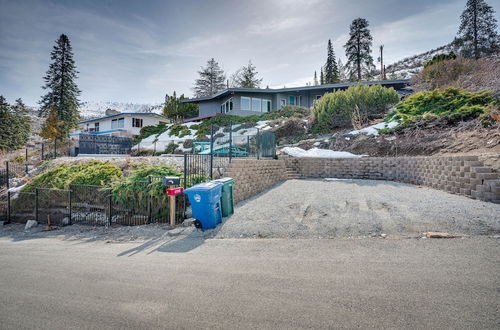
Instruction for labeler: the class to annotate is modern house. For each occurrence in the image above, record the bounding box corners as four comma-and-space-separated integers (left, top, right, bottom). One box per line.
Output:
182, 79, 411, 120
71, 112, 169, 138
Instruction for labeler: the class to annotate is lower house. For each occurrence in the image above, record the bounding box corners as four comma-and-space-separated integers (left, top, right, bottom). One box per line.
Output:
70, 112, 169, 138
182, 79, 411, 120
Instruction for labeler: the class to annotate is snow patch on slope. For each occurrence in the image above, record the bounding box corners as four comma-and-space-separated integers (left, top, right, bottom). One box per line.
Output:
349, 121, 399, 136
281, 147, 366, 158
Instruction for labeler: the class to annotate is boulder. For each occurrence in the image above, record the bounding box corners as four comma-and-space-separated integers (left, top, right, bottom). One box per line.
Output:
25, 220, 37, 230
182, 218, 196, 227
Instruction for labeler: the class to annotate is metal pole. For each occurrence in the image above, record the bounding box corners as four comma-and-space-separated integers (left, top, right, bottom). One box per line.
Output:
68, 189, 72, 225
108, 193, 112, 227
25, 148, 28, 174
210, 124, 214, 178
5, 161, 9, 190
183, 154, 187, 188
256, 128, 260, 160
41, 143, 44, 160
229, 121, 233, 162
35, 188, 39, 223
7, 191, 11, 223
147, 176, 152, 223
247, 136, 250, 158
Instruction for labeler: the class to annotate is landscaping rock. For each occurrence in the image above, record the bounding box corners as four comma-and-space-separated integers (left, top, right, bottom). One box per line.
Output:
0, 221, 4, 226
182, 218, 196, 227
25, 220, 38, 230
62, 217, 70, 226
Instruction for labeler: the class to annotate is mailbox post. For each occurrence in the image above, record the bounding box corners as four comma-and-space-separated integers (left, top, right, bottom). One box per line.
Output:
163, 177, 182, 226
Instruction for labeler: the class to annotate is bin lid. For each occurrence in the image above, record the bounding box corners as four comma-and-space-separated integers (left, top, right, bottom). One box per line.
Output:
185, 181, 222, 192
213, 177, 234, 183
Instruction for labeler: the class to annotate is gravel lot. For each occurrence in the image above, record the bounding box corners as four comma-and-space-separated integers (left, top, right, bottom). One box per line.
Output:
212, 179, 500, 239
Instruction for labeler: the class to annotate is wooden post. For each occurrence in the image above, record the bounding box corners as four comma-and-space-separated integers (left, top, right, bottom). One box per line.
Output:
169, 184, 175, 226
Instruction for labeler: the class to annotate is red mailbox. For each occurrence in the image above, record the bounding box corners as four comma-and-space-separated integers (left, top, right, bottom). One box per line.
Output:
166, 187, 184, 196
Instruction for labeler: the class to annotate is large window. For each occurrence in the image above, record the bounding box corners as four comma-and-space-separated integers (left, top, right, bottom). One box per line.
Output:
111, 118, 124, 129
251, 98, 261, 111
132, 118, 143, 128
221, 98, 233, 114
241, 97, 251, 111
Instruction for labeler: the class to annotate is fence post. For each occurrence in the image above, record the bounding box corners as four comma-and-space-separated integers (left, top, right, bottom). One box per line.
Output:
7, 191, 11, 223
247, 136, 250, 157
229, 122, 233, 163
5, 161, 9, 190
68, 189, 72, 225
35, 188, 39, 223
41, 143, 44, 160
25, 148, 28, 174
256, 128, 260, 160
147, 176, 152, 224
108, 193, 112, 227
183, 154, 187, 188
54, 139, 57, 159
210, 124, 214, 178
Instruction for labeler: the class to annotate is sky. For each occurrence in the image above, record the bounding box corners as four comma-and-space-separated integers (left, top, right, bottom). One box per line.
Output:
0, 0, 495, 105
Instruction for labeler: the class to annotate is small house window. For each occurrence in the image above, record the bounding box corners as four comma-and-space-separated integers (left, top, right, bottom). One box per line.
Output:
288, 96, 296, 106
94, 122, 99, 132
263, 100, 271, 112
280, 99, 286, 108
132, 118, 143, 128
111, 118, 124, 129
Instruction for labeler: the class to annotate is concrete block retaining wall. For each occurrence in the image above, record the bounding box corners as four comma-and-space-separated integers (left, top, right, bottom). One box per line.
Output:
284, 155, 500, 203
223, 159, 287, 203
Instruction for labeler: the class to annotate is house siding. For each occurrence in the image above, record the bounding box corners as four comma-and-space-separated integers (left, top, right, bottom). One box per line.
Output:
76, 114, 167, 137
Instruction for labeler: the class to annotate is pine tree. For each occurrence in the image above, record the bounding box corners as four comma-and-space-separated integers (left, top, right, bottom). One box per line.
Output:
455, 0, 498, 59
163, 92, 199, 120
0, 96, 31, 150
320, 69, 324, 85
39, 34, 81, 135
337, 58, 348, 82
193, 58, 226, 97
324, 39, 340, 84
313, 71, 319, 86
231, 60, 263, 88
40, 105, 64, 142
344, 18, 375, 81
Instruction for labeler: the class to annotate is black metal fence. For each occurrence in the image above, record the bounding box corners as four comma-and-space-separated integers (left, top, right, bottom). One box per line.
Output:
78, 134, 132, 155
1, 179, 186, 226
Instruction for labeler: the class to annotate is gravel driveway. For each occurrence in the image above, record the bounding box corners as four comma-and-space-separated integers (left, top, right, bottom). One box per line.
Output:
213, 179, 500, 238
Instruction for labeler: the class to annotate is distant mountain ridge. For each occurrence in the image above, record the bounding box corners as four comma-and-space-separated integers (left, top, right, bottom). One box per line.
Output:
78, 101, 163, 119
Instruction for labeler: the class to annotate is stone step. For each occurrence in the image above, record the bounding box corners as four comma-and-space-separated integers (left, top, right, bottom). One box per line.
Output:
471, 167, 492, 173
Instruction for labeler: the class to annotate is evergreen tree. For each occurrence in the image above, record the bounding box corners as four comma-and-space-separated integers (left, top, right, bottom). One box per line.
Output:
344, 18, 375, 81
313, 71, 319, 86
230, 60, 263, 88
0, 96, 31, 150
163, 91, 199, 120
40, 105, 64, 142
39, 34, 81, 135
320, 69, 324, 85
455, 0, 498, 59
324, 39, 339, 84
193, 58, 226, 97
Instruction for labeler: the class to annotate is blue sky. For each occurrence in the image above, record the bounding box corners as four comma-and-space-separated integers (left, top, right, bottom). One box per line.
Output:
0, 0, 494, 105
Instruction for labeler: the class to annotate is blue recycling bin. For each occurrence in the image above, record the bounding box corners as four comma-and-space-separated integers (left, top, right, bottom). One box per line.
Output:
184, 181, 223, 229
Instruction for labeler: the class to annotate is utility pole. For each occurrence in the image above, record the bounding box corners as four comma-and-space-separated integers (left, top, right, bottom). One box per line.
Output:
379, 45, 385, 80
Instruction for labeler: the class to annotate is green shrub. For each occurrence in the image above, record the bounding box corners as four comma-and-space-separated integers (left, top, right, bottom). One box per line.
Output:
313, 84, 400, 130
164, 142, 178, 154
385, 87, 498, 128
135, 123, 170, 142
169, 124, 191, 138
23, 161, 123, 191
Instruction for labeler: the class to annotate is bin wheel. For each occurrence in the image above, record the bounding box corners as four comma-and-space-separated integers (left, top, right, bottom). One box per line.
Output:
194, 220, 202, 229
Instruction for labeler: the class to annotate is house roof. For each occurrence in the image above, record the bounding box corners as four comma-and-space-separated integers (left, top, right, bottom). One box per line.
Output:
77, 112, 166, 124
182, 79, 411, 103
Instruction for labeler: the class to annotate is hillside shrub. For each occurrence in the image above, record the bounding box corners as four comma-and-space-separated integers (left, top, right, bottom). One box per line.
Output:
136, 123, 169, 142
312, 84, 400, 131
385, 88, 499, 128
23, 162, 123, 191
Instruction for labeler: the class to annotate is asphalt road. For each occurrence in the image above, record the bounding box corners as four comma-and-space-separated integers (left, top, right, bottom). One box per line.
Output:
0, 236, 499, 329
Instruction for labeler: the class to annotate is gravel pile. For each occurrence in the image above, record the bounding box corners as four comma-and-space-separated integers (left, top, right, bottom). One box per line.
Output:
210, 179, 500, 239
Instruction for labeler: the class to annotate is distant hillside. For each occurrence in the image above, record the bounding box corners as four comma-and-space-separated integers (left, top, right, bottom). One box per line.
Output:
385, 43, 455, 79
78, 101, 163, 119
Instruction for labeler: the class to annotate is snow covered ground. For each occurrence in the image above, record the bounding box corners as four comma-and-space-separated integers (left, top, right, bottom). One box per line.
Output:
281, 147, 366, 158
348, 121, 399, 136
